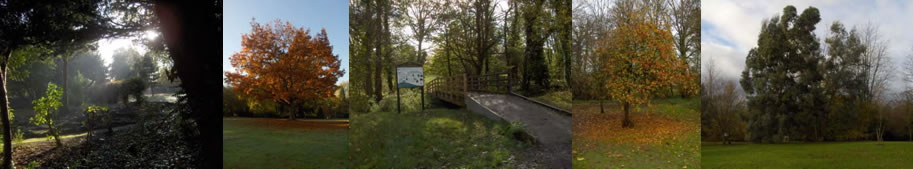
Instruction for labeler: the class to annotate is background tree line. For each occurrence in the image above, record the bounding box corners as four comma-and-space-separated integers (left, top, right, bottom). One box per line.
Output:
572, 0, 700, 101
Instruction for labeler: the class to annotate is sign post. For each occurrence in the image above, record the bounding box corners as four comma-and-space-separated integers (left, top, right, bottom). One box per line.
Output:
396, 63, 424, 113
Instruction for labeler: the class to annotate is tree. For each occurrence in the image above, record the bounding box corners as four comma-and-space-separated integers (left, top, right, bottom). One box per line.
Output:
571, 0, 613, 100
552, 0, 572, 91
596, 9, 694, 128
111, 48, 142, 81
520, 0, 551, 94
669, 0, 700, 97
225, 19, 344, 120
403, 0, 445, 64
83, 105, 109, 142
135, 53, 160, 95
741, 6, 824, 143
0, 0, 137, 166
454, 0, 497, 76
71, 52, 109, 88
30, 83, 63, 147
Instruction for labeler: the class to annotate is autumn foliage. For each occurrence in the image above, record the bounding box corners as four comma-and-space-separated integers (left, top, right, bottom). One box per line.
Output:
596, 12, 696, 128
225, 19, 344, 120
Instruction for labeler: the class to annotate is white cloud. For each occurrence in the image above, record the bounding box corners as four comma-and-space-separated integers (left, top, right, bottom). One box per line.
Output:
702, 0, 913, 93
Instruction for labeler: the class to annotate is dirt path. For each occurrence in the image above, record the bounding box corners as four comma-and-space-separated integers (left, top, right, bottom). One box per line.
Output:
467, 93, 572, 169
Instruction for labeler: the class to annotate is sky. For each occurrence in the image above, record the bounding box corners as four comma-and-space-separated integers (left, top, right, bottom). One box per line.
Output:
97, 30, 159, 68
702, 0, 913, 95
222, 0, 349, 85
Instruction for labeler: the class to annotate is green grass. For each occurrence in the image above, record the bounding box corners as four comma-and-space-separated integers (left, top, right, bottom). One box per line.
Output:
530, 90, 572, 111
702, 141, 913, 169
573, 97, 701, 169
647, 97, 701, 123
223, 118, 349, 169
350, 108, 526, 168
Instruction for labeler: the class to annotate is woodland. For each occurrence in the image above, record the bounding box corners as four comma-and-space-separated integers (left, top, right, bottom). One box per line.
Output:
0, 0, 221, 168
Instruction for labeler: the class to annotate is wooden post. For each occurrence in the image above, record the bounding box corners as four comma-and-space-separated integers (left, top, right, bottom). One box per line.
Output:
463, 74, 467, 95
396, 71, 400, 114
420, 87, 424, 111
507, 72, 511, 93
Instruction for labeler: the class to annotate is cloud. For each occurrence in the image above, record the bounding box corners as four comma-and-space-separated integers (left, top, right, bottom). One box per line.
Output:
702, 0, 913, 93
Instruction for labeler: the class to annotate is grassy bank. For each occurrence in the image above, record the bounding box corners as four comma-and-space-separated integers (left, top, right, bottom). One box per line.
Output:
350, 108, 528, 168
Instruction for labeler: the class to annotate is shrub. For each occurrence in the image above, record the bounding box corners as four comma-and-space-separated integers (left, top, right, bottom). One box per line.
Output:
31, 83, 63, 147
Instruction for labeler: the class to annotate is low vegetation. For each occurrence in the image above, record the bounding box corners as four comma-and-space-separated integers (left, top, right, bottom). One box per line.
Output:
350, 108, 530, 168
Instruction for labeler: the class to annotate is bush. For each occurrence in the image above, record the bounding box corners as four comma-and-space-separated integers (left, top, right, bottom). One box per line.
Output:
83, 105, 109, 141
222, 87, 248, 117
122, 77, 147, 105
31, 83, 63, 147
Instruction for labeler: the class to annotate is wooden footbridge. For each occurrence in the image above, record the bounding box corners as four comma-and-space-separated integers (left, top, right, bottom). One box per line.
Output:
426, 72, 572, 168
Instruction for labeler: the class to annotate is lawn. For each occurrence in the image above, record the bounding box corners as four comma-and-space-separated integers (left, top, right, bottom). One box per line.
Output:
223, 118, 349, 169
350, 108, 529, 168
572, 97, 701, 169
702, 141, 913, 169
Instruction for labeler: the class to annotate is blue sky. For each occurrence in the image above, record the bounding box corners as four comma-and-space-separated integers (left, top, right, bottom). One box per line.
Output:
223, 0, 349, 85
702, 0, 913, 93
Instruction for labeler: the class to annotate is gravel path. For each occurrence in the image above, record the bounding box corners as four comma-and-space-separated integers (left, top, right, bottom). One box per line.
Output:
467, 93, 572, 169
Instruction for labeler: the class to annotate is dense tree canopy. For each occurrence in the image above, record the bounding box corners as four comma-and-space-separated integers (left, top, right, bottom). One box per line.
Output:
738, 6, 904, 143
596, 7, 695, 128
226, 19, 344, 120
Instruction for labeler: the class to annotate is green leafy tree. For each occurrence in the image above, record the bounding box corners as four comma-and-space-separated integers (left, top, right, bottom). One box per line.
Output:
31, 83, 64, 147
741, 6, 823, 143
520, 0, 551, 95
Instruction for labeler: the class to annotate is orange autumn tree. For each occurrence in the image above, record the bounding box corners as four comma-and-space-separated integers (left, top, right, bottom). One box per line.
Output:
225, 19, 344, 120
596, 11, 696, 128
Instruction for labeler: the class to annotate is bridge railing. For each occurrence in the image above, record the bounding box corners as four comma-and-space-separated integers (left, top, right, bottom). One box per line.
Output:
427, 74, 467, 106
428, 72, 514, 106
467, 72, 512, 93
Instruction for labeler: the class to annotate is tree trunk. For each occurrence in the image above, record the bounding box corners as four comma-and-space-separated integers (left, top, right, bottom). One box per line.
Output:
63, 54, 69, 115
50, 123, 61, 147
1, 51, 13, 169
599, 99, 605, 114
622, 102, 632, 128
153, 1, 223, 167
373, 0, 386, 102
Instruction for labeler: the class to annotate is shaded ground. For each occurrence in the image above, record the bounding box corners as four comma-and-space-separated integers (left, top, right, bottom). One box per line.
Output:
468, 93, 572, 169
702, 141, 913, 169
8, 102, 200, 168
223, 118, 349, 169
572, 97, 700, 169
